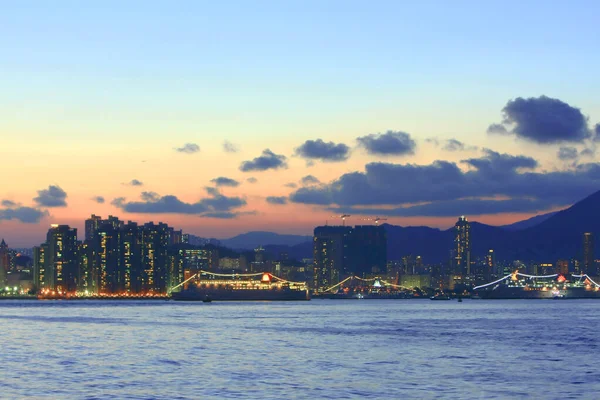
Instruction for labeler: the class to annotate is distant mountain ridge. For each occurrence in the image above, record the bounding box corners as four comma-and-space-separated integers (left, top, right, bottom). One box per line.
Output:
220, 231, 312, 250
499, 211, 559, 231
217, 190, 600, 263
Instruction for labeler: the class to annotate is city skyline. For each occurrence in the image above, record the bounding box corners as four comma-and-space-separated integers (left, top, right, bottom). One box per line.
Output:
2, 1, 600, 247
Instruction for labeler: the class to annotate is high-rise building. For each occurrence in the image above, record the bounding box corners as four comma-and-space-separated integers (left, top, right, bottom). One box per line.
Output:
45, 225, 79, 292
583, 233, 595, 275
313, 226, 351, 291
140, 222, 172, 293
486, 249, 497, 277
346, 225, 387, 278
453, 216, 471, 276
312, 225, 387, 291
33, 243, 48, 289
0, 239, 8, 286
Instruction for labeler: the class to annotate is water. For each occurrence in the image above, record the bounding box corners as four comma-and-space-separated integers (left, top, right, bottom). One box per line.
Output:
1, 299, 599, 399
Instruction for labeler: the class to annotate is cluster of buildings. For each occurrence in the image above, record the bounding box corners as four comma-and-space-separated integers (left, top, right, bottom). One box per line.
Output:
311, 216, 598, 293
0, 214, 597, 295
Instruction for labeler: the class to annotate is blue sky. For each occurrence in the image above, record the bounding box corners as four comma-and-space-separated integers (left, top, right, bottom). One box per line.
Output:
1, 1, 599, 246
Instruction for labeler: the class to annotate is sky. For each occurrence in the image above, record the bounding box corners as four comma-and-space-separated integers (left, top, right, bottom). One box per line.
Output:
1, 0, 600, 247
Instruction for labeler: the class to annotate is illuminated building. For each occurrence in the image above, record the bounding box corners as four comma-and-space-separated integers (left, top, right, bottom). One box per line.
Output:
486, 249, 496, 277
453, 216, 471, 276
583, 233, 595, 275
33, 244, 47, 289
78, 241, 97, 293
313, 226, 351, 291
556, 260, 569, 275
312, 225, 387, 291
121, 222, 142, 293
45, 225, 79, 292
140, 222, 172, 293
0, 239, 8, 286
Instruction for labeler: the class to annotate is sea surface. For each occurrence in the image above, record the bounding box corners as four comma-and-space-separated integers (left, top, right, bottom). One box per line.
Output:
1, 299, 599, 399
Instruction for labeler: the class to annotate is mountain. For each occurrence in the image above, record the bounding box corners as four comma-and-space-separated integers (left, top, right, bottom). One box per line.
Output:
500, 211, 559, 231
221, 231, 312, 250
214, 190, 600, 263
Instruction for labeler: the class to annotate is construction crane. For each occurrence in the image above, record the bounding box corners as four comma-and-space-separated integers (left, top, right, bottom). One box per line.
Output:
363, 216, 388, 225
331, 214, 351, 226
374, 217, 388, 226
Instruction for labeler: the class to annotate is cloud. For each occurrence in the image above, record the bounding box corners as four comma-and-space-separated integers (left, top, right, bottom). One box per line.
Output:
211, 177, 240, 187
1, 200, 17, 207
112, 188, 247, 217
223, 140, 239, 153
111, 197, 126, 207
443, 139, 478, 152
557, 146, 579, 161
284, 182, 298, 188
595, 124, 600, 142
266, 196, 288, 205
331, 198, 557, 217
294, 139, 350, 162
125, 179, 144, 187
33, 185, 67, 207
357, 130, 416, 156
301, 175, 321, 186
487, 123, 509, 134
492, 96, 591, 144
425, 138, 440, 147
581, 148, 596, 158
175, 143, 200, 154
0, 206, 49, 223
239, 149, 287, 172
140, 191, 160, 201
246, 177, 258, 184
92, 196, 105, 204
289, 150, 600, 216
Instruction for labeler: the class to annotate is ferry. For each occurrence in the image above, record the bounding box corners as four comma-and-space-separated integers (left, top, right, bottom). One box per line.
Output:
474, 272, 600, 299
170, 272, 310, 301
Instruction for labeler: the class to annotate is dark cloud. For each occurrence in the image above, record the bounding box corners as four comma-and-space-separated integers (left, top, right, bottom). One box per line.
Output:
425, 138, 440, 147
443, 139, 478, 152
92, 196, 105, 204
294, 139, 350, 162
113, 188, 246, 217
331, 198, 556, 217
33, 185, 67, 207
140, 191, 160, 202
0, 206, 49, 223
239, 149, 287, 172
301, 175, 321, 186
126, 179, 144, 187
289, 150, 600, 216
211, 177, 240, 187
1, 200, 17, 207
557, 146, 579, 161
266, 196, 288, 205
284, 182, 298, 188
223, 140, 239, 153
494, 96, 591, 144
486, 123, 509, 134
246, 177, 258, 184
357, 130, 416, 156
595, 124, 600, 141
175, 143, 200, 154
111, 197, 126, 207
581, 148, 596, 157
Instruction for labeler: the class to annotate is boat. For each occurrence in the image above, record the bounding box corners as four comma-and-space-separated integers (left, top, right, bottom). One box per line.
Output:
474, 272, 600, 299
171, 272, 310, 301
430, 293, 452, 300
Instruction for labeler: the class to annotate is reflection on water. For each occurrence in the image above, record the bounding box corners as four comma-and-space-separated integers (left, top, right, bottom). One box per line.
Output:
1, 300, 600, 399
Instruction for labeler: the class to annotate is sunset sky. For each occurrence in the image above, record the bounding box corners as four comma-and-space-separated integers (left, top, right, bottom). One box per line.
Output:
1, 1, 600, 247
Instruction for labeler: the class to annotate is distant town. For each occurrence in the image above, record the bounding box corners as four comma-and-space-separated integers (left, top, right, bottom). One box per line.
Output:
0, 208, 597, 299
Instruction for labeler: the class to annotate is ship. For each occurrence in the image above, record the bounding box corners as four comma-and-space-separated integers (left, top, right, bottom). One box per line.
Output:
171, 271, 310, 301
474, 272, 600, 299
